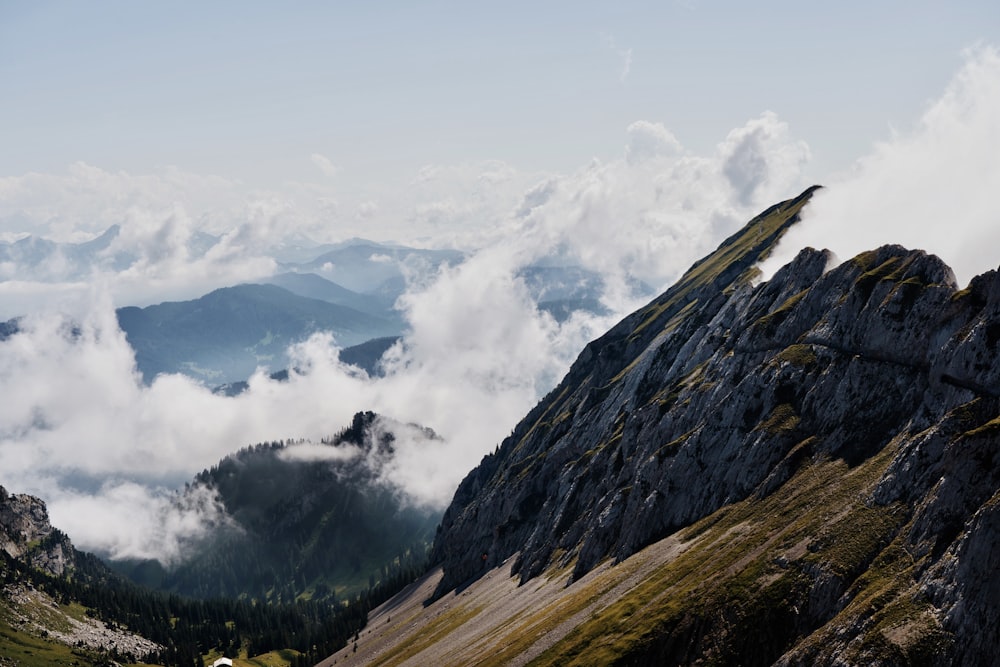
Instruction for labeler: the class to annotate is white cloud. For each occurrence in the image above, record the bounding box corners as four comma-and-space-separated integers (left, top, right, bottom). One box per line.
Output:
280, 441, 362, 463
760, 46, 1000, 287
620, 48, 633, 82
625, 120, 683, 164
45, 481, 232, 565
310, 153, 340, 178
356, 200, 379, 219
601, 33, 633, 83
718, 111, 811, 206
0, 162, 243, 241
514, 179, 558, 218
0, 111, 814, 561
0, 165, 289, 311
412, 164, 440, 184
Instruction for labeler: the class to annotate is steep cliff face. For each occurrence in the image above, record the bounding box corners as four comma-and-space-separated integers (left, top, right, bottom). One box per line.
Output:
0, 485, 74, 577
429, 186, 1000, 664
431, 186, 823, 590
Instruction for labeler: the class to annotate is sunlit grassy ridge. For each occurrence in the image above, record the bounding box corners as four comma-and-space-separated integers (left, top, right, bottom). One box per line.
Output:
516, 440, 934, 664
496, 186, 819, 491
358, 431, 942, 666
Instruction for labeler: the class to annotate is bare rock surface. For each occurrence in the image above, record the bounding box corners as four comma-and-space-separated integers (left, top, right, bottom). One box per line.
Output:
3, 582, 162, 658
427, 187, 1000, 665
0, 485, 73, 577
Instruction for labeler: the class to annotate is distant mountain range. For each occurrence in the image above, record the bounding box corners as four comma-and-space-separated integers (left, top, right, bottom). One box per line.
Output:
263, 271, 398, 316
0, 224, 218, 281
1, 231, 625, 383
117, 283, 401, 384
111, 244, 628, 385
287, 241, 465, 294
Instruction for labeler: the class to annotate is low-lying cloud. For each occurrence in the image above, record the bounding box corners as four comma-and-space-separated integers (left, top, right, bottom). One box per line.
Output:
47, 481, 234, 566
3, 103, 821, 564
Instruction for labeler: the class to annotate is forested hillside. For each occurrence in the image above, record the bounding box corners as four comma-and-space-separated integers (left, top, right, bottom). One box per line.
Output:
114, 412, 440, 605
3, 469, 429, 667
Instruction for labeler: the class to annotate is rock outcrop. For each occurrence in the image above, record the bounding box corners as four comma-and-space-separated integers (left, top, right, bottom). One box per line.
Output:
0, 485, 74, 577
429, 186, 1000, 665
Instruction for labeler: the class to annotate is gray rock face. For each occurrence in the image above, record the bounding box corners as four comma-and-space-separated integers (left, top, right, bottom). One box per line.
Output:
0, 485, 74, 577
430, 186, 999, 663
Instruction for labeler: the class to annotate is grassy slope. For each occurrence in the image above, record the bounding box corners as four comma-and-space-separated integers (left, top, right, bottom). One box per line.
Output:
0, 594, 144, 667
0, 586, 305, 667
330, 401, 972, 666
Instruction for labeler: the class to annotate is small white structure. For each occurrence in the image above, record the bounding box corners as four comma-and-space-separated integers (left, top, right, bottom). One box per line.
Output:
211, 659, 233, 667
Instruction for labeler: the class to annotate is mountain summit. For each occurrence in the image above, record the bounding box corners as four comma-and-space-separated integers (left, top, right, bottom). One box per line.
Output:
433, 186, 825, 591
327, 187, 999, 666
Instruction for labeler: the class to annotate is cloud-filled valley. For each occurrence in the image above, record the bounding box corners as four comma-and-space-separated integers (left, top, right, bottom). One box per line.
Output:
2, 46, 1000, 566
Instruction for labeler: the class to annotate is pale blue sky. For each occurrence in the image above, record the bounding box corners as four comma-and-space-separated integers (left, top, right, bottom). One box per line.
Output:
3, 1, 998, 191
2, 0, 1000, 554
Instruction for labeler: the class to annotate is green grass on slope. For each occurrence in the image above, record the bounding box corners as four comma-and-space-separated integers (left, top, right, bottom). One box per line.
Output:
629, 188, 815, 343
502, 189, 818, 485
523, 433, 935, 667
0, 600, 109, 667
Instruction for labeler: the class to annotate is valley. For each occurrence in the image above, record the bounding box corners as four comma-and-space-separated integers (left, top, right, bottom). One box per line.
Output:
2, 187, 999, 666
4, 6, 999, 666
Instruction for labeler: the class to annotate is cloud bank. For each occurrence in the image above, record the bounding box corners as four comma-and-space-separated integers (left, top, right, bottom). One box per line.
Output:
3, 108, 814, 563
760, 46, 1000, 287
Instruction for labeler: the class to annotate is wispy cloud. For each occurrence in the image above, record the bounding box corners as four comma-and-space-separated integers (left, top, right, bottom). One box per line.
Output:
310, 153, 340, 178
601, 33, 633, 83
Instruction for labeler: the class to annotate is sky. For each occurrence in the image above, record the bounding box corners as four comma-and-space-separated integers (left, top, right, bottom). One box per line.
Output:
1, 1, 1000, 563
3, 1, 997, 225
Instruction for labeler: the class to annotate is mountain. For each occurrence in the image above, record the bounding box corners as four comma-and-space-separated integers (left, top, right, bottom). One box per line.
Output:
293, 242, 465, 294
431, 186, 825, 594
1, 486, 166, 665
117, 283, 402, 384
263, 271, 400, 319
321, 186, 1000, 666
0, 227, 121, 280
1, 481, 413, 667
336, 335, 401, 376
114, 412, 440, 605
1, 486, 76, 578
538, 296, 610, 323
0, 316, 19, 340
211, 336, 401, 395
0, 225, 217, 282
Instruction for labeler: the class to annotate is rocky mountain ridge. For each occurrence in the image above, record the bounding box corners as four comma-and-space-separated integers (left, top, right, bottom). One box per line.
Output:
424, 186, 1000, 665
1, 484, 167, 664
0, 485, 73, 578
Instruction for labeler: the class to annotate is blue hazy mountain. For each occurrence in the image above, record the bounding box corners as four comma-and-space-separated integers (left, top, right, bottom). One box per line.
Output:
0, 225, 219, 281
262, 271, 398, 318
292, 241, 465, 294
117, 284, 401, 384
